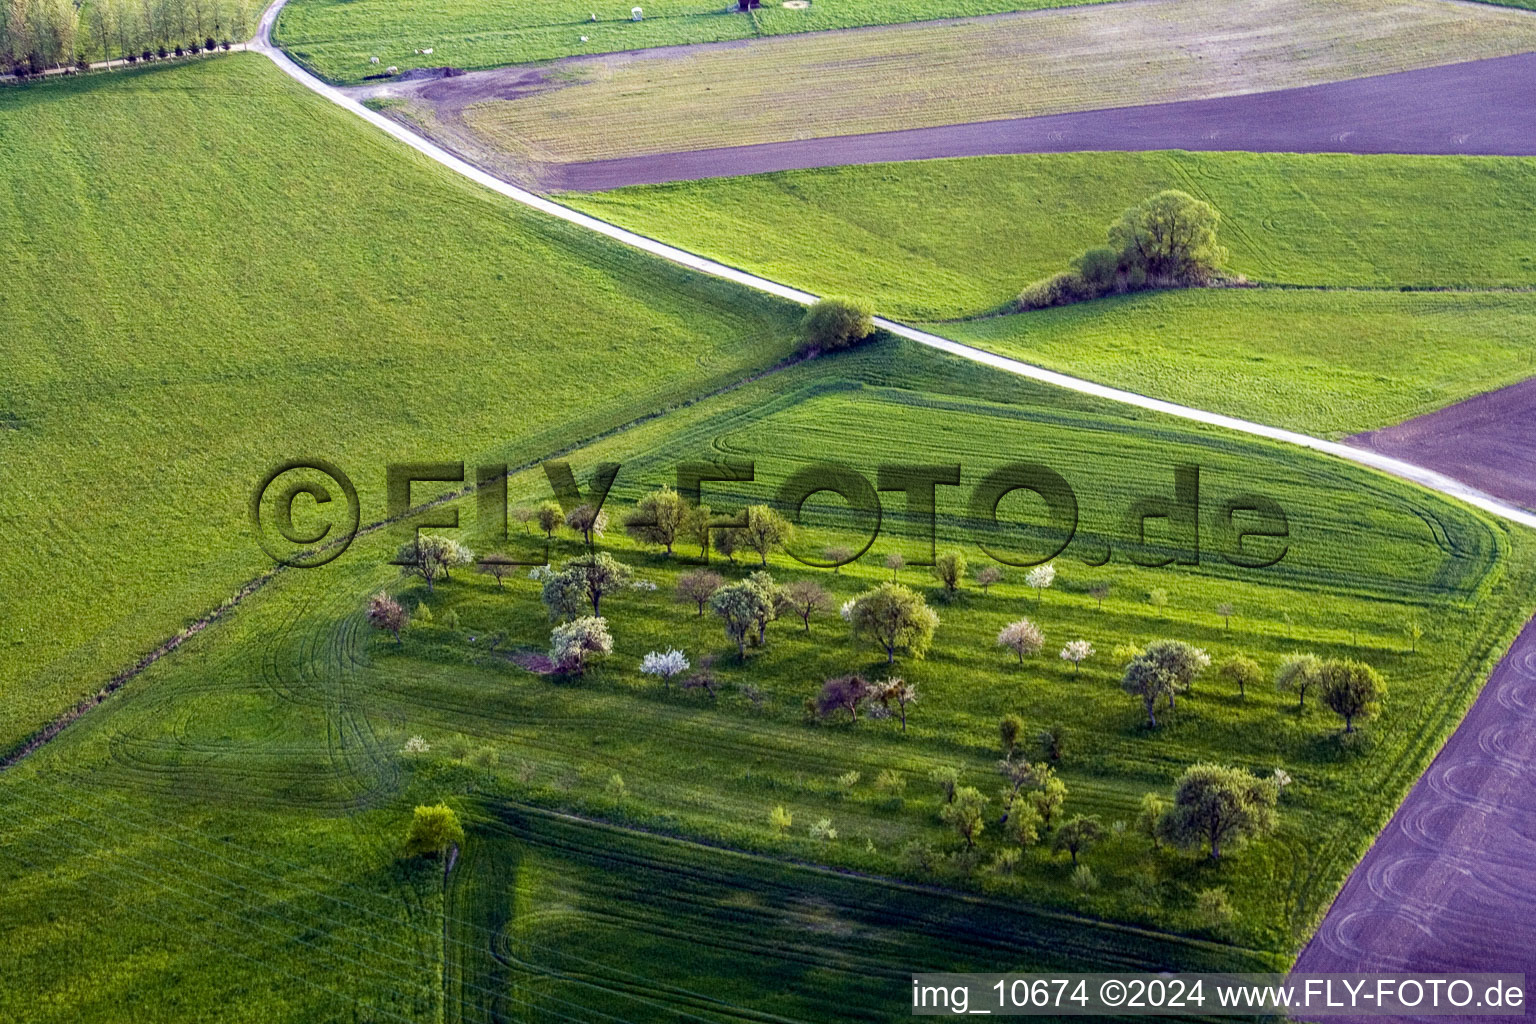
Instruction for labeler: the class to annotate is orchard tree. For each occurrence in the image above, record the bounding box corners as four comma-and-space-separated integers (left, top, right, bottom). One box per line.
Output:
1139, 639, 1209, 706
1157, 763, 1278, 861
1404, 616, 1424, 654
477, 557, 516, 588
740, 504, 793, 567
1218, 655, 1262, 699
997, 618, 1044, 664
779, 579, 832, 631
940, 786, 988, 849
975, 565, 1003, 594
711, 578, 774, 658
847, 583, 938, 664
1275, 653, 1323, 712
397, 535, 452, 593
1135, 792, 1168, 849
1122, 656, 1174, 729
535, 500, 563, 539
639, 648, 689, 690
1090, 583, 1110, 610
929, 765, 960, 804
563, 503, 608, 546
557, 552, 634, 616
884, 552, 905, 580
875, 678, 918, 732
624, 486, 688, 556
675, 568, 723, 615
1025, 562, 1056, 603
404, 803, 464, 879
1216, 602, 1234, 630
1059, 639, 1094, 673
512, 506, 536, 534
931, 548, 966, 597
1320, 659, 1386, 733
823, 545, 854, 572
1036, 724, 1066, 763
817, 673, 875, 722
999, 713, 1025, 757
714, 526, 742, 564
367, 592, 408, 643
681, 503, 714, 558
549, 616, 612, 675
1052, 815, 1103, 866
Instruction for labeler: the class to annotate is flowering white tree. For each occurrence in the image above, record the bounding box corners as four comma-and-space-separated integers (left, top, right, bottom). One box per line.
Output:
997, 618, 1044, 664
640, 648, 689, 690
1025, 562, 1056, 603
1060, 639, 1095, 673
403, 735, 431, 755
549, 616, 612, 674
839, 597, 857, 623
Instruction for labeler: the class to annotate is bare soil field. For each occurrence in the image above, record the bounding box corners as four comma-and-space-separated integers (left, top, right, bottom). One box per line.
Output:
351, 0, 1536, 187
1350, 375, 1536, 513
1293, 613, 1536, 1012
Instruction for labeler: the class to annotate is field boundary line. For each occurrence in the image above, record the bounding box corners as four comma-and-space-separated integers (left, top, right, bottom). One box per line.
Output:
248, 0, 1536, 534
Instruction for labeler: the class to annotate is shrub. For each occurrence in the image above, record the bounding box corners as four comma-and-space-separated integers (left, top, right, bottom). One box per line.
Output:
549, 616, 612, 675
769, 805, 792, 833
366, 592, 408, 643
1194, 887, 1237, 931
404, 804, 463, 861
1070, 864, 1100, 892
808, 818, 838, 842
1075, 247, 1120, 290
931, 548, 966, 597
1017, 270, 1093, 311
206, 36, 217, 51
796, 297, 875, 354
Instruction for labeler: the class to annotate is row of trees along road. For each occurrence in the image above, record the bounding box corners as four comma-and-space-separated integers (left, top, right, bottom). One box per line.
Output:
2, 0, 250, 74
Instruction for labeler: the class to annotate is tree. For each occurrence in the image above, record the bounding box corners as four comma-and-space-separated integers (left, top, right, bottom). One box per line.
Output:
398, 534, 457, 593
710, 578, 775, 658
564, 503, 608, 546
779, 579, 832, 631
549, 616, 612, 674
1275, 653, 1323, 712
1052, 814, 1103, 866
875, 678, 918, 732
747, 570, 779, 645
367, 592, 408, 643
1404, 616, 1424, 654
847, 583, 938, 664
624, 486, 688, 556
823, 545, 854, 572
997, 618, 1043, 664
1030, 772, 1067, 830
1059, 639, 1094, 673
535, 500, 563, 539
817, 674, 874, 722
477, 558, 516, 588
740, 504, 793, 566
714, 525, 741, 564
1108, 189, 1226, 285
512, 507, 536, 534
931, 548, 966, 597
1216, 602, 1234, 630
1137, 639, 1210, 706
547, 552, 633, 617
640, 648, 689, 690
1090, 583, 1110, 610
1157, 763, 1278, 861
1218, 655, 1261, 699
1025, 562, 1056, 603
769, 805, 792, 834
796, 296, 874, 354
975, 565, 1003, 594
940, 786, 988, 849
404, 803, 464, 877
1036, 724, 1066, 763
1135, 792, 1167, 849
680, 503, 713, 558
998, 713, 1025, 756
1122, 656, 1173, 728
1148, 588, 1168, 609
1319, 659, 1386, 733
675, 568, 723, 615
682, 654, 720, 699
929, 765, 960, 804
884, 552, 905, 580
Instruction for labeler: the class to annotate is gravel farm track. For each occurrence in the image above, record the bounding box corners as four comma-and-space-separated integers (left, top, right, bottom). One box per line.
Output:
60, 0, 1525, 999
547, 51, 1536, 189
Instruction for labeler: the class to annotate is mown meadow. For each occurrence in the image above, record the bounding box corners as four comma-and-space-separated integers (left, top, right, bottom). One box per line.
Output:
566, 151, 1536, 435
0, 54, 804, 757
6, 338, 1533, 1021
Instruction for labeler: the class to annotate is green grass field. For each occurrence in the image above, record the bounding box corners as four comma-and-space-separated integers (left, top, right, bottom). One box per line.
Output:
432, 0, 1536, 172
273, 0, 1119, 85
0, 54, 803, 757
4, 339, 1533, 1021
566, 151, 1536, 435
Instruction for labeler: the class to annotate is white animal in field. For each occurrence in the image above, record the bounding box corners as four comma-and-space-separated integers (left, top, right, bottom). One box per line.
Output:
631, 5, 642, 18
386, 65, 398, 73
580, 35, 588, 41
422, 47, 433, 54
370, 56, 380, 64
